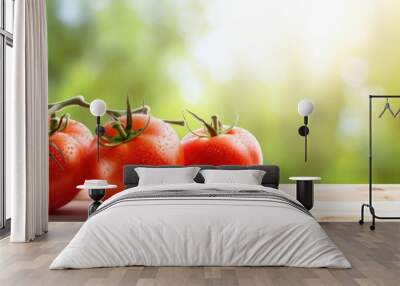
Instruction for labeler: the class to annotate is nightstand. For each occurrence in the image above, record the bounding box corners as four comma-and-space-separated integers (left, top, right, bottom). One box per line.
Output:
77, 182, 117, 216
289, 177, 321, 210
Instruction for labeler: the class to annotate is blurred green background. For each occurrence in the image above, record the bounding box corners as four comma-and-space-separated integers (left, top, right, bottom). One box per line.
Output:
47, 0, 400, 183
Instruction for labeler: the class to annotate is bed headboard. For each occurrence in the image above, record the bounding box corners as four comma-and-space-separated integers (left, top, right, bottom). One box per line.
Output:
123, 165, 280, 189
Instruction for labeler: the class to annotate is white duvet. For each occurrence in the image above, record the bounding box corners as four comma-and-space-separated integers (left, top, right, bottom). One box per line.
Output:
50, 183, 350, 269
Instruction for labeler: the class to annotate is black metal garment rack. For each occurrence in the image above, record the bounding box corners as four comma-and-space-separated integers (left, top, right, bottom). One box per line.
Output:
359, 95, 400, 230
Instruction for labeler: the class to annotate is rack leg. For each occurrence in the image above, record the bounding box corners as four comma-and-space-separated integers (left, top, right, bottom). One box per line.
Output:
369, 206, 376, 231
359, 204, 366, 225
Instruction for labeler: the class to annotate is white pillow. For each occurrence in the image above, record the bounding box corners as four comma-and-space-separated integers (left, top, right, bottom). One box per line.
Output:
135, 167, 200, 186
200, 169, 266, 185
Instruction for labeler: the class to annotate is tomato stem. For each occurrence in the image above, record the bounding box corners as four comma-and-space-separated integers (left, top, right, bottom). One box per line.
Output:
184, 109, 218, 137
111, 121, 128, 139
48, 95, 184, 126
49, 113, 59, 131
183, 110, 239, 138
49, 113, 70, 136
125, 96, 133, 132
48, 95, 150, 117
162, 120, 185, 126
211, 115, 219, 134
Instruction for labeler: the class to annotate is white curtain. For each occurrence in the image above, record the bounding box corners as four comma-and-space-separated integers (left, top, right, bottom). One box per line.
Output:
8, 0, 49, 242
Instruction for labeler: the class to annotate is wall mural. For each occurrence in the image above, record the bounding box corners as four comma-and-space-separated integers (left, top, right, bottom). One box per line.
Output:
48, 0, 400, 214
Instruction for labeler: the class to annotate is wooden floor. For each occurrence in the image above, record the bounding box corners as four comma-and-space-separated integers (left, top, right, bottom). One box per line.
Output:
0, 222, 399, 286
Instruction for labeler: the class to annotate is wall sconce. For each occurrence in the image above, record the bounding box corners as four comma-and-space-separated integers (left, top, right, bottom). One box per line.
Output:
298, 99, 314, 162
90, 99, 107, 161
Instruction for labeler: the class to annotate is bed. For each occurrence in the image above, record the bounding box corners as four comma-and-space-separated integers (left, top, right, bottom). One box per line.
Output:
50, 165, 350, 269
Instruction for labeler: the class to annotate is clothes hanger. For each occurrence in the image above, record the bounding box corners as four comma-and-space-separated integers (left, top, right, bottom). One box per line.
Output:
394, 107, 400, 118
378, 98, 395, 118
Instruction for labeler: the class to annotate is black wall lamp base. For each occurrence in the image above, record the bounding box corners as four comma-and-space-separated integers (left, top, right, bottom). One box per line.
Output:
95, 116, 106, 161
298, 125, 309, 136
298, 116, 309, 162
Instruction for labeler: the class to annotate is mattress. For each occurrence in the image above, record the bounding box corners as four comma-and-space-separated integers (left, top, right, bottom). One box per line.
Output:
50, 183, 350, 269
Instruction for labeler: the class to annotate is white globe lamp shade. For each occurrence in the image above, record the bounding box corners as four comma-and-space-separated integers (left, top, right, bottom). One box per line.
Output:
298, 99, 314, 116
90, 99, 107, 116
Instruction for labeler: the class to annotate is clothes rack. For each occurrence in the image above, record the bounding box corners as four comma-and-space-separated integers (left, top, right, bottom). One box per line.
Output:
359, 95, 400, 230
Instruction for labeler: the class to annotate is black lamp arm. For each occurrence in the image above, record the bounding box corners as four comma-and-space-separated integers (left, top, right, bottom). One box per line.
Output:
95, 116, 106, 136
95, 116, 106, 161
298, 116, 310, 162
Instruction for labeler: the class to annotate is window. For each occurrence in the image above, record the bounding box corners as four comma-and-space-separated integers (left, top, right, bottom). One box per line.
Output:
0, 0, 14, 231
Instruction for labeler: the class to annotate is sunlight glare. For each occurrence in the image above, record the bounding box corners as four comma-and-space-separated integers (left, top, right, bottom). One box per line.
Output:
191, 0, 372, 82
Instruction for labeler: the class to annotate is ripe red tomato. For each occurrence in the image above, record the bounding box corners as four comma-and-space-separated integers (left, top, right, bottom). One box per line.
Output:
182, 127, 263, 165
85, 114, 183, 199
49, 118, 93, 210
181, 112, 262, 165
